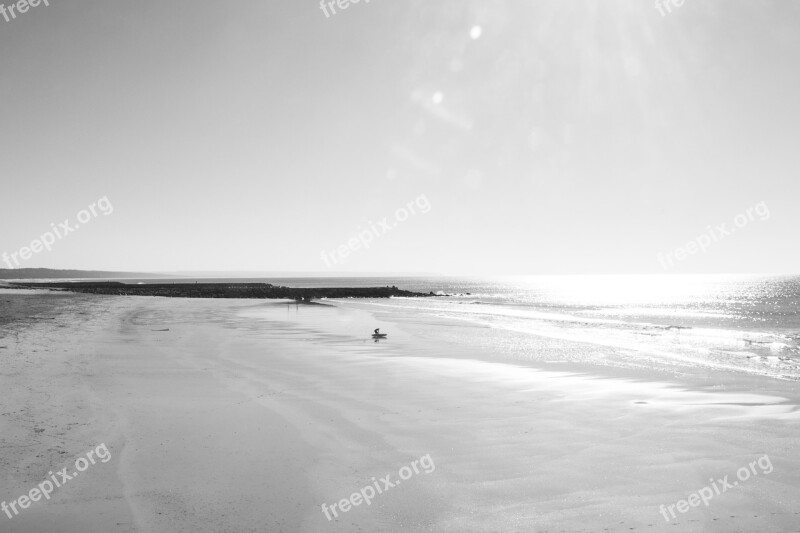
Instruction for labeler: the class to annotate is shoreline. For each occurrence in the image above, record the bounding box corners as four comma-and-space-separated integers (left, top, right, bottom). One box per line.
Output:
1, 292, 798, 532
328, 296, 800, 384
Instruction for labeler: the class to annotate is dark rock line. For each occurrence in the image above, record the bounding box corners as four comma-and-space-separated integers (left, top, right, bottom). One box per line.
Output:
8, 282, 435, 301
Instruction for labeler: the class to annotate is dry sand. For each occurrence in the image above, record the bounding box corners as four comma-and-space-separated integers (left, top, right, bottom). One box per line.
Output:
1, 292, 799, 532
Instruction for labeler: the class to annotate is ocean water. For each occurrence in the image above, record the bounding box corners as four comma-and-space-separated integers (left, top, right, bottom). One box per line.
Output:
329, 274, 800, 380
128, 274, 800, 379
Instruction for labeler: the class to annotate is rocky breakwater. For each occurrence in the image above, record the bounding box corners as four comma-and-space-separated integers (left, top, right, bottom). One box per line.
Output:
10, 282, 434, 300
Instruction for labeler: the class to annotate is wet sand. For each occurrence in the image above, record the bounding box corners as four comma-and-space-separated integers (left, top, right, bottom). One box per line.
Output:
1, 292, 799, 532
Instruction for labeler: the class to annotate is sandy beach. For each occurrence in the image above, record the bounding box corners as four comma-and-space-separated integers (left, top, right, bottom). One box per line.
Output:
1, 291, 799, 532
4, 0, 800, 530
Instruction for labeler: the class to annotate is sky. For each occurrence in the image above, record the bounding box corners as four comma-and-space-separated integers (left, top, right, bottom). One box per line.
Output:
0, 0, 798, 276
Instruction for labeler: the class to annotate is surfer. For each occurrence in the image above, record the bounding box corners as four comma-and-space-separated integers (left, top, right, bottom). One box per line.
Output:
374, 328, 380, 335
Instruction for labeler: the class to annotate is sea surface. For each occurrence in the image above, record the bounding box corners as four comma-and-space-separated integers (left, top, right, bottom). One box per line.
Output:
91, 274, 800, 380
